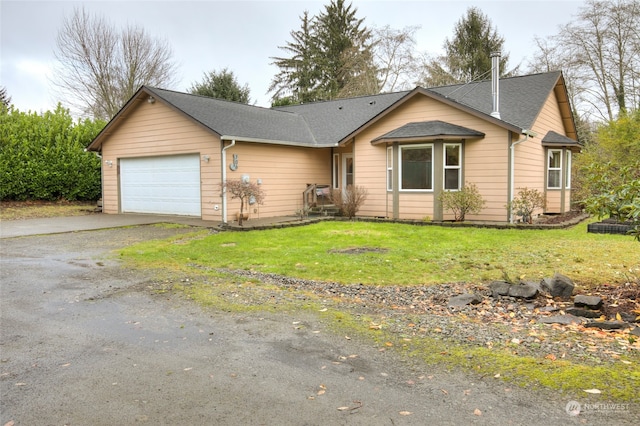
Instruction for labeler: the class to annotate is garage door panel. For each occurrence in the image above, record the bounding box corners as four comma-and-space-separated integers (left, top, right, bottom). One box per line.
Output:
120, 155, 201, 216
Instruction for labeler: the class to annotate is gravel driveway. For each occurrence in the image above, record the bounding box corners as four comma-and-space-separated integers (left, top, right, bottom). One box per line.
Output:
0, 225, 632, 425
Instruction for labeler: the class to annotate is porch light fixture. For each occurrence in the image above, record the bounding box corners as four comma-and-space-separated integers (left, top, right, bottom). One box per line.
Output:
202, 155, 210, 163
105, 160, 113, 167
148, 96, 155, 104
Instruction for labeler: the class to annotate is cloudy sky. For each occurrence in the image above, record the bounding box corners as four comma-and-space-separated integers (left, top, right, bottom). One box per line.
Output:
1, 0, 585, 114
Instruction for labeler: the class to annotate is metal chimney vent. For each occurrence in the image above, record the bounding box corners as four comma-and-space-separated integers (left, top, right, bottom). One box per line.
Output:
490, 51, 501, 119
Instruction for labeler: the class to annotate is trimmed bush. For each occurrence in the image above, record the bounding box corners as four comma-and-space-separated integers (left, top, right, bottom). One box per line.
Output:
0, 105, 105, 201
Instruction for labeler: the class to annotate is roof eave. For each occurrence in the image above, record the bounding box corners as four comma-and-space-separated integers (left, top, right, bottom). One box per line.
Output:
371, 134, 485, 145
220, 135, 331, 148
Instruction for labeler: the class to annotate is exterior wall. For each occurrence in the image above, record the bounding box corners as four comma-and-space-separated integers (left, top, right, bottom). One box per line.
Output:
99, 99, 222, 220
528, 88, 573, 214
223, 142, 331, 220
353, 95, 511, 222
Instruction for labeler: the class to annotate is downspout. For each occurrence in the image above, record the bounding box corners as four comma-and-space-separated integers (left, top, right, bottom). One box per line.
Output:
509, 131, 534, 223
221, 138, 236, 224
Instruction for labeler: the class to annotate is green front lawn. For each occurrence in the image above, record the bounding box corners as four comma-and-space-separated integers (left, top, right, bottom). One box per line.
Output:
121, 220, 639, 288
118, 220, 640, 403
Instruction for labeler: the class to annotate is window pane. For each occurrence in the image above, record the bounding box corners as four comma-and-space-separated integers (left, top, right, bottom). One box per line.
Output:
401, 146, 432, 190
548, 150, 561, 168
548, 170, 561, 188
444, 169, 459, 190
445, 145, 460, 166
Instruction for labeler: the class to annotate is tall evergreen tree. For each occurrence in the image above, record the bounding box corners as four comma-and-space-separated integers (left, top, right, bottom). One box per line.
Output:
189, 68, 251, 104
314, 0, 377, 98
0, 86, 11, 108
269, 0, 376, 104
269, 11, 322, 104
421, 7, 515, 86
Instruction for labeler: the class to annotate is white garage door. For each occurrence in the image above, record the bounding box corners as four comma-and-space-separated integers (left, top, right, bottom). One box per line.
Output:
120, 155, 201, 216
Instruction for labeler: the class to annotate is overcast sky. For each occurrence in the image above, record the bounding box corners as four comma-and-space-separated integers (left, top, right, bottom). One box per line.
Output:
1, 0, 585, 115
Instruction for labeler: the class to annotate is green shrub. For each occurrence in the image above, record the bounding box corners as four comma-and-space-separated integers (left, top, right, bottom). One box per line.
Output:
438, 182, 485, 221
0, 105, 105, 201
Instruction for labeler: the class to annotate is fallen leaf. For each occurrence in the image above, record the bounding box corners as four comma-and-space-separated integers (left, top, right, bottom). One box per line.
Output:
385, 342, 393, 347
621, 360, 632, 365
474, 408, 482, 416
440, 389, 448, 395
545, 354, 557, 361
60, 363, 71, 367
337, 406, 350, 411
317, 389, 326, 395
399, 411, 413, 416
616, 312, 622, 321
184, 367, 192, 371
494, 373, 501, 378
584, 388, 601, 394
4, 421, 15, 426
319, 308, 327, 312
345, 336, 351, 340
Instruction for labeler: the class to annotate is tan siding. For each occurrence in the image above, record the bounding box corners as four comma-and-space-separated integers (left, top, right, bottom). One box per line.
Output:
524, 89, 573, 216
353, 95, 510, 222
223, 142, 331, 219
100, 100, 222, 220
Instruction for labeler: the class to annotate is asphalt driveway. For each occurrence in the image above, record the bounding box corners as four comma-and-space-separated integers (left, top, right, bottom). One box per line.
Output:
0, 222, 633, 425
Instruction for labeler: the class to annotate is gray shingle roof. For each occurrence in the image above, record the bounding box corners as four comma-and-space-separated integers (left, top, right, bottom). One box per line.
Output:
147, 87, 318, 146
541, 130, 581, 146
429, 71, 563, 130
273, 91, 409, 145
372, 121, 485, 143
90, 71, 566, 151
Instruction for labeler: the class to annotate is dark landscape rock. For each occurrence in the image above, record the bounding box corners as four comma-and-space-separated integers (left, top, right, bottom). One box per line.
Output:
538, 314, 583, 325
565, 307, 602, 318
540, 273, 575, 298
620, 312, 639, 323
584, 321, 629, 330
488, 281, 511, 297
448, 293, 482, 307
538, 306, 560, 313
574, 295, 603, 310
631, 328, 640, 337
507, 282, 539, 299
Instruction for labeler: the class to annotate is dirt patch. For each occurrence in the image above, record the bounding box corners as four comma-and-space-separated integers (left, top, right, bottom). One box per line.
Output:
0, 200, 98, 221
328, 246, 389, 255
534, 210, 585, 225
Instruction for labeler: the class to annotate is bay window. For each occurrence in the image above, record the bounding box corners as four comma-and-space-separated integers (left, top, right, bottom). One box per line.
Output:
547, 149, 562, 189
400, 144, 433, 190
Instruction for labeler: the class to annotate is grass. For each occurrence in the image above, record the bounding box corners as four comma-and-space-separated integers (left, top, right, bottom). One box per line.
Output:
120, 220, 639, 288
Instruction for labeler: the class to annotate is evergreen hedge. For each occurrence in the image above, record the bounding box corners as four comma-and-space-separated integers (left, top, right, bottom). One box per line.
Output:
0, 105, 105, 201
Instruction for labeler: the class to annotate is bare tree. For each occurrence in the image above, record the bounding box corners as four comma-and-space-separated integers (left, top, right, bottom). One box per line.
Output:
531, 0, 640, 121
372, 25, 421, 92
53, 7, 178, 120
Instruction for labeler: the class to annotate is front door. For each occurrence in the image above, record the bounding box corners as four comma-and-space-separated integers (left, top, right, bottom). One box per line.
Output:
342, 154, 353, 189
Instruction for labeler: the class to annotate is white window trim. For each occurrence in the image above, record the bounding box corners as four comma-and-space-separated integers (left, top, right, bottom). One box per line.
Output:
565, 150, 572, 189
547, 149, 562, 189
386, 146, 393, 191
332, 153, 339, 189
443, 143, 462, 191
399, 143, 434, 192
